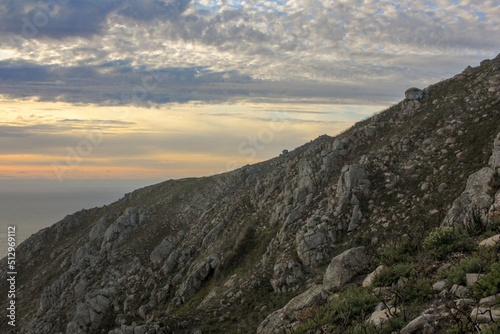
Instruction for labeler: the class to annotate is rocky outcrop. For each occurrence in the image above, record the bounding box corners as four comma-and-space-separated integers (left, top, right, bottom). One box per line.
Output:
101, 207, 149, 252
150, 235, 178, 265
257, 285, 327, 334
175, 256, 219, 304
295, 215, 336, 268
442, 167, 495, 226
443, 131, 500, 227
334, 164, 370, 232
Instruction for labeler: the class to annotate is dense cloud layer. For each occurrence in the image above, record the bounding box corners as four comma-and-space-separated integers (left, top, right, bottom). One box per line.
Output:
0, 0, 498, 105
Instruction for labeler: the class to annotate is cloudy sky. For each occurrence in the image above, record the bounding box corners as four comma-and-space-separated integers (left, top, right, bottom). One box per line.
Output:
0, 0, 499, 182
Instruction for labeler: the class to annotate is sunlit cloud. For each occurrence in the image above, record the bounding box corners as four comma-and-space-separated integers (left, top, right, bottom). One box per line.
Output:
0, 0, 497, 180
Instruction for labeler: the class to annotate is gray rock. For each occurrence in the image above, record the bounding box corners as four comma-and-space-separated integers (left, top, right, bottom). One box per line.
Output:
134, 326, 148, 334
479, 294, 500, 305
176, 256, 220, 304
256, 309, 289, 334
443, 167, 494, 227
489, 132, 500, 171
323, 247, 370, 288
470, 307, 500, 323
456, 298, 475, 311
348, 205, 362, 231
367, 307, 398, 328
257, 285, 326, 334
335, 164, 369, 212
421, 182, 430, 191
101, 207, 149, 252
400, 314, 438, 334
479, 234, 500, 247
88, 216, 109, 241
432, 280, 447, 292
450, 284, 470, 298
363, 265, 385, 287
150, 236, 177, 265
270, 259, 304, 292
296, 218, 335, 268
466, 273, 482, 287
283, 285, 326, 315
437, 183, 448, 192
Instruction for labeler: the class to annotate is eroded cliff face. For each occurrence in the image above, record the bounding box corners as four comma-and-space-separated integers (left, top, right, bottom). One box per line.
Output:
1, 55, 500, 334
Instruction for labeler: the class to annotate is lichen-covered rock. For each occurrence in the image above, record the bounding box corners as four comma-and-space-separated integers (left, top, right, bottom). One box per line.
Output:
256, 309, 290, 334
296, 216, 336, 268
363, 265, 385, 287
150, 235, 177, 265
257, 285, 326, 334
323, 247, 370, 288
470, 307, 500, 323
442, 167, 494, 227
400, 314, 438, 334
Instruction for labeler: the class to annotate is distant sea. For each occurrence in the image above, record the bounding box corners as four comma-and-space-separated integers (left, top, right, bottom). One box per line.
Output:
0, 179, 160, 259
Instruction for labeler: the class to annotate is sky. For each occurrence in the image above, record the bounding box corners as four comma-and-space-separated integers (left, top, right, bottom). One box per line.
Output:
0, 0, 499, 183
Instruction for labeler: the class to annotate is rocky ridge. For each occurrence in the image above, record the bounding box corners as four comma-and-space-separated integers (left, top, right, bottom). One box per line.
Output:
1, 54, 500, 333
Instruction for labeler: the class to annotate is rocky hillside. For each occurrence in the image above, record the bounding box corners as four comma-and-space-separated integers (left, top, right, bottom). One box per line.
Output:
2, 54, 500, 334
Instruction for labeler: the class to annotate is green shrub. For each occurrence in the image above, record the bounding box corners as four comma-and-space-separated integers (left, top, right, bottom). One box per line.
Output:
480, 323, 500, 334
372, 263, 416, 287
294, 285, 378, 334
473, 261, 500, 298
423, 226, 471, 258
215, 225, 257, 279
377, 242, 412, 266
437, 255, 483, 286
402, 278, 432, 303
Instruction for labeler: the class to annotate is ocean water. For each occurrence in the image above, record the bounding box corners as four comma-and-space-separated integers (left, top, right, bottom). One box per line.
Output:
0, 180, 159, 259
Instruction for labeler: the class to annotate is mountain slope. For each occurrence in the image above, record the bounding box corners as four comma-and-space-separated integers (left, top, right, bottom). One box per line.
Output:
1, 54, 500, 334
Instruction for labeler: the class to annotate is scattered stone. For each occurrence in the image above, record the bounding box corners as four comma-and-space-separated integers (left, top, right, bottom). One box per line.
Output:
438, 183, 448, 192
363, 265, 385, 287
446, 137, 457, 145
367, 307, 398, 327
400, 313, 438, 334
432, 280, 447, 292
470, 307, 500, 323
455, 299, 475, 311
421, 182, 430, 191
450, 284, 470, 298
466, 273, 482, 287
479, 234, 500, 247
479, 294, 500, 305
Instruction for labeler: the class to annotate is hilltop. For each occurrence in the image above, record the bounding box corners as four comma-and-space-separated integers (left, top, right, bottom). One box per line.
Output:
1, 54, 500, 334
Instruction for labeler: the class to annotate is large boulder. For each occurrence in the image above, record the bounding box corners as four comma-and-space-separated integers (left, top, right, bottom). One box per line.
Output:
336, 164, 369, 201
400, 314, 438, 334
323, 246, 370, 288
442, 167, 494, 227
257, 285, 327, 334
